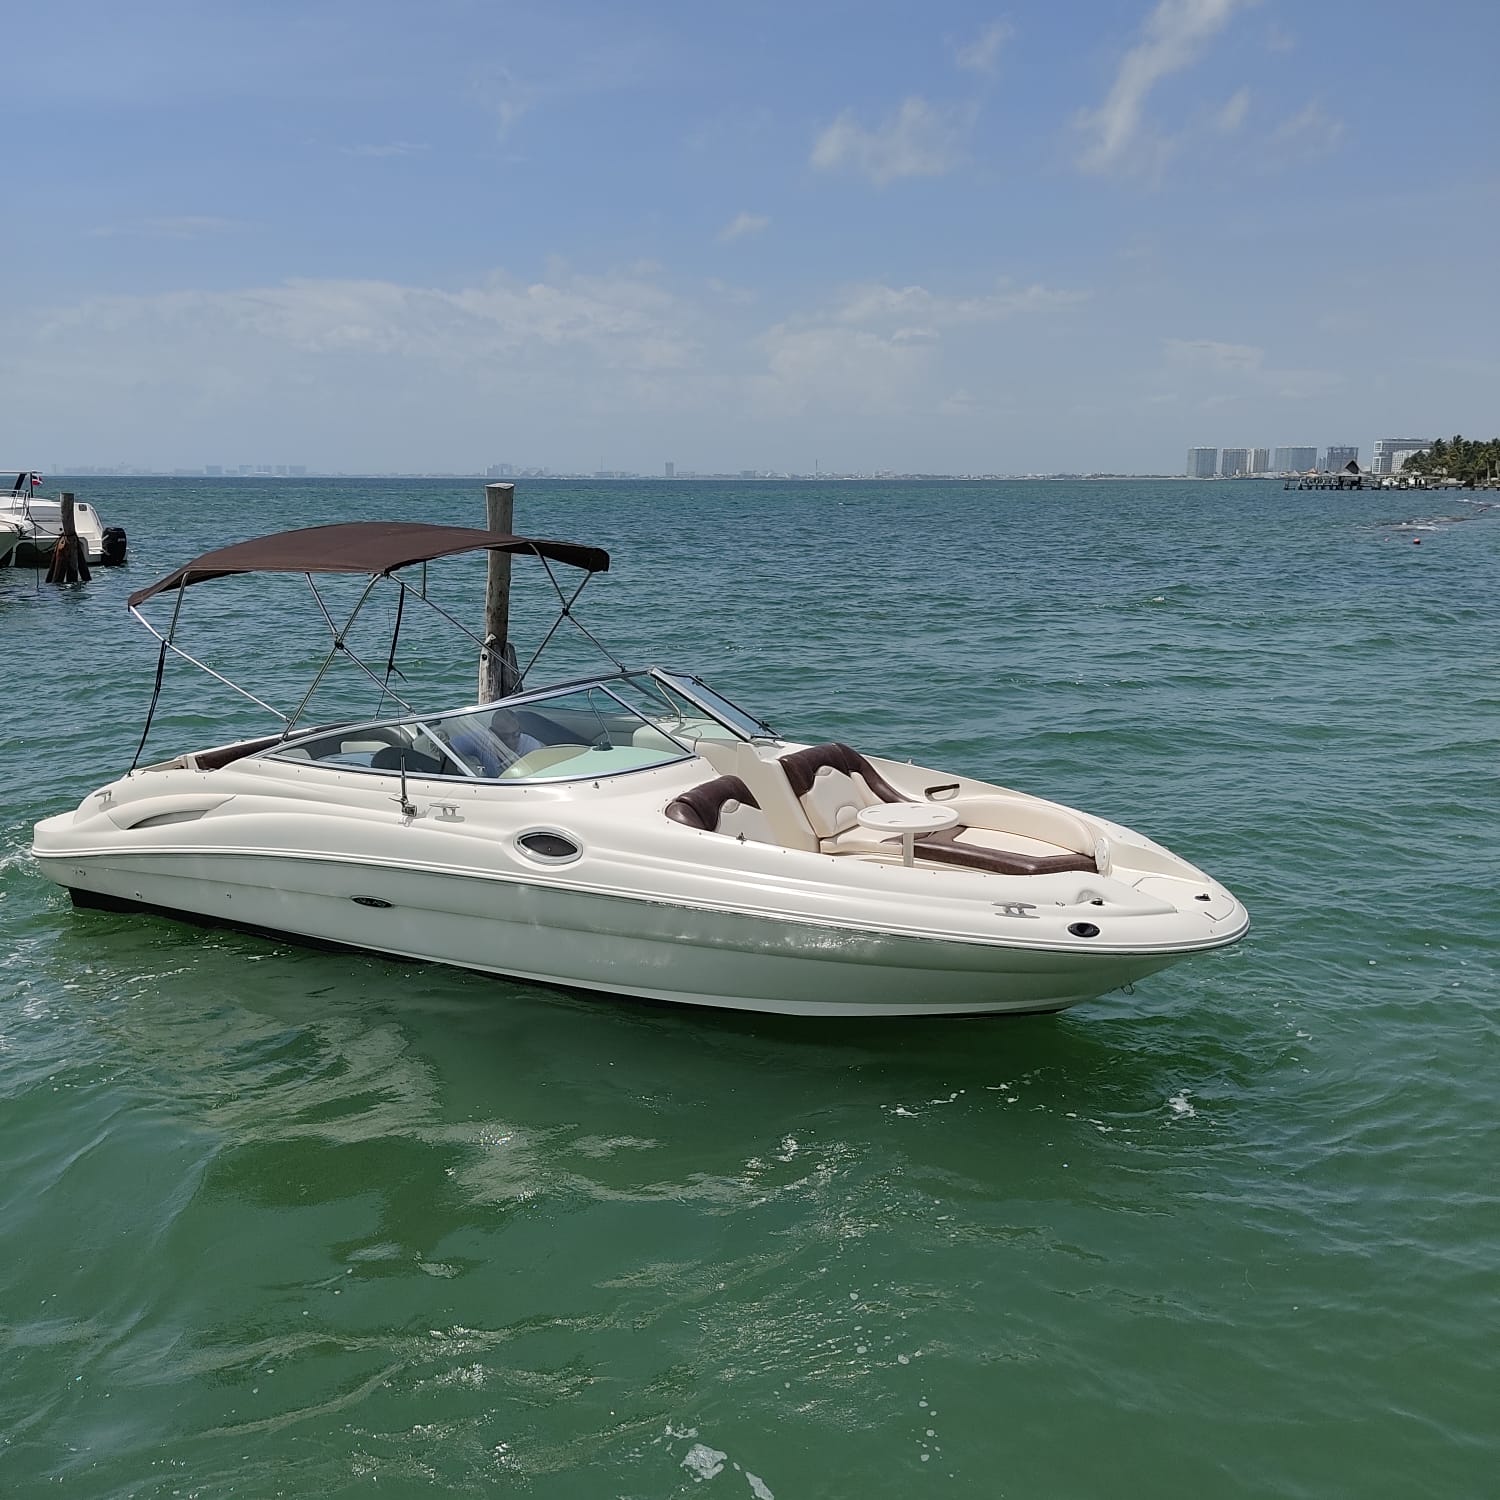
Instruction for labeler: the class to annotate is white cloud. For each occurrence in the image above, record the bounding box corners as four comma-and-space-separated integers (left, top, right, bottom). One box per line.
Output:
36, 269, 698, 373
747, 278, 1086, 419
16, 269, 1088, 455
493, 96, 530, 141
1316, 311, 1370, 337
718, 212, 770, 243
25, 269, 1081, 436
955, 20, 1015, 74
834, 280, 1089, 333
1076, 0, 1254, 175
937, 388, 987, 415
470, 64, 534, 142
1263, 102, 1345, 166
810, 97, 971, 186
705, 278, 757, 305
0, 261, 1096, 472
1164, 338, 1263, 374
3, 266, 715, 469
338, 141, 430, 158
1215, 87, 1250, 133
753, 324, 934, 416
1164, 337, 1342, 400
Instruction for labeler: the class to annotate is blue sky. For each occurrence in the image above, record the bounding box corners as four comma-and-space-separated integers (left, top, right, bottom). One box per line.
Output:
5, 0, 1496, 473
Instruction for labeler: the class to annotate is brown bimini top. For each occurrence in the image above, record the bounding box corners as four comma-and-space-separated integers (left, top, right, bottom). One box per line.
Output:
128, 521, 609, 608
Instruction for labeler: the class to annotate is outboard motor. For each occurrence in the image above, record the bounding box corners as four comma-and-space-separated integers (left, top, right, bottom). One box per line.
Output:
101, 526, 128, 566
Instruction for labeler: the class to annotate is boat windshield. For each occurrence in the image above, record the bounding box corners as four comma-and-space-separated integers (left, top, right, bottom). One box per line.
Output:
585, 670, 775, 745
648, 671, 777, 740
271, 681, 697, 783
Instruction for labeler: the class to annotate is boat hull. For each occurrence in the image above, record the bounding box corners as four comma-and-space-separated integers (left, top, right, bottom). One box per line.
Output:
38, 844, 1196, 1017
9, 534, 121, 569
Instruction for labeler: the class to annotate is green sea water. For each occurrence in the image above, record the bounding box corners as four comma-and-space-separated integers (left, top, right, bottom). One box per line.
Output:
2, 477, 1496, 1498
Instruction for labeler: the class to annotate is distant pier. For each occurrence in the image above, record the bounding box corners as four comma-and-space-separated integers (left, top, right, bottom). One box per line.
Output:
1284, 473, 1372, 491
1283, 472, 1497, 492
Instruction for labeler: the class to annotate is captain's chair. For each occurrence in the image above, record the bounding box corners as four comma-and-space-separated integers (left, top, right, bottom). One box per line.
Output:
777, 742, 908, 839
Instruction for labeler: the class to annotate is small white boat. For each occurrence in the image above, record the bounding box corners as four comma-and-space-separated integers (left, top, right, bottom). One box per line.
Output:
0, 472, 127, 568
32, 521, 1247, 1017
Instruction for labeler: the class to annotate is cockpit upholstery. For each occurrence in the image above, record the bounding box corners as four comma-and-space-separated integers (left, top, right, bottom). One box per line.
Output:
664, 775, 777, 844
891, 824, 1098, 876
492, 707, 576, 749
777, 742, 906, 838
370, 744, 448, 775
444, 707, 581, 777
778, 741, 1098, 876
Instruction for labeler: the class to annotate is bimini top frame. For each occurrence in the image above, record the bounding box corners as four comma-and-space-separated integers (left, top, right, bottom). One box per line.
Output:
127, 520, 615, 768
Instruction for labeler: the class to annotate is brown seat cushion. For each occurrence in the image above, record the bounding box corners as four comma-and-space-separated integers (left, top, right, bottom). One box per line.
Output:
776, 742, 909, 803
905, 826, 1097, 877
665, 775, 762, 831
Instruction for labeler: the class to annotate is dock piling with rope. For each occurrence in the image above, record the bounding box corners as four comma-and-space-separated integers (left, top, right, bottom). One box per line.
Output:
45, 494, 92, 585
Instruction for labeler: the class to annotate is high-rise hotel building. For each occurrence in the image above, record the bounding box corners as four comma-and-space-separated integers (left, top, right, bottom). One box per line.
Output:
1372, 438, 1434, 474
1187, 447, 1219, 478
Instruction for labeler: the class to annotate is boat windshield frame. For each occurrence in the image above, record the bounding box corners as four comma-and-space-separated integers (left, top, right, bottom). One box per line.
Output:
647, 669, 779, 741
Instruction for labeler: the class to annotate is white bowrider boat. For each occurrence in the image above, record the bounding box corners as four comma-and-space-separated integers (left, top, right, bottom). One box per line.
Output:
32, 521, 1247, 1017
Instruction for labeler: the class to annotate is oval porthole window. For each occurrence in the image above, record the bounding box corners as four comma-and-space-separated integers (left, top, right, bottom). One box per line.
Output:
1067, 921, 1101, 939
516, 830, 582, 864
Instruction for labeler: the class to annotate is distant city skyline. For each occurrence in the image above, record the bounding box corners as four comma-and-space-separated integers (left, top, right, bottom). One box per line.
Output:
1180, 437, 1460, 478
51, 430, 1457, 483
45, 451, 1425, 483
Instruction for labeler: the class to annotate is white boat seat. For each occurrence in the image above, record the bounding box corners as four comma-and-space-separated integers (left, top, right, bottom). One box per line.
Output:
692, 739, 821, 851
665, 775, 778, 844
777, 741, 913, 839
780, 742, 1098, 876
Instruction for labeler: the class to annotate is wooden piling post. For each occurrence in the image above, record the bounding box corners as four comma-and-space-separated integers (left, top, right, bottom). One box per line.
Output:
46, 492, 90, 585
478, 482, 516, 701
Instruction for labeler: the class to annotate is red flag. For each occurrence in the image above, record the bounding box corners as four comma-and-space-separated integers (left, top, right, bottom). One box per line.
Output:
29, 472, 42, 487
